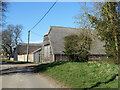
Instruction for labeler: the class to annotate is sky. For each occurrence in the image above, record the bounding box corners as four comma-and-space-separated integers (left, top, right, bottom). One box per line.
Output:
5, 2, 83, 43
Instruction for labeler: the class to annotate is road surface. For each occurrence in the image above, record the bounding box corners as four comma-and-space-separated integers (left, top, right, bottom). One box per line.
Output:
0, 63, 62, 89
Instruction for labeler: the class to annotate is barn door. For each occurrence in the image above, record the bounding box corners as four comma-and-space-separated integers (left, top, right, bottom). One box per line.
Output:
39, 53, 40, 63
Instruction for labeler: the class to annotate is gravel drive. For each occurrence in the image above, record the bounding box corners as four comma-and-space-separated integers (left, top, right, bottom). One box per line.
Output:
0, 63, 62, 89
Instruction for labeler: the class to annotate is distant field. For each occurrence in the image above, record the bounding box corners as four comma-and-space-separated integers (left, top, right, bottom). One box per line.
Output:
34, 61, 118, 88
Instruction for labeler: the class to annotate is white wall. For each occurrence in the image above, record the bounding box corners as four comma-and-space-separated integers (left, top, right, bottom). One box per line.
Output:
18, 54, 34, 62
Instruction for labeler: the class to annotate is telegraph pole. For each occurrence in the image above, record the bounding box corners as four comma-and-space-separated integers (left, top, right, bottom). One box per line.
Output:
25, 0, 57, 62
27, 30, 30, 62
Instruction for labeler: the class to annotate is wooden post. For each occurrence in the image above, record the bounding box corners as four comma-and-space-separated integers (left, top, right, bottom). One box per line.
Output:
27, 30, 30, 62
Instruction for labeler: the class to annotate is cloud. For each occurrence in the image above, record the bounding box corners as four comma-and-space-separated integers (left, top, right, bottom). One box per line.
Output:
25, 40, 43, 44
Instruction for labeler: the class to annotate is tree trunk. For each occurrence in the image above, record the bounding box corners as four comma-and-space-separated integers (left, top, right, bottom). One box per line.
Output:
114, 30, 120, 64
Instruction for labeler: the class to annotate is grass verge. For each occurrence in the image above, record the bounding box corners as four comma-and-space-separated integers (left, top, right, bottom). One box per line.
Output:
33, 61, 118, 88
0, 59, 33, 64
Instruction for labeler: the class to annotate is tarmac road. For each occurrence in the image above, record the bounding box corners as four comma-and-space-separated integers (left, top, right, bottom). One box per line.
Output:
0, 63, 61, 89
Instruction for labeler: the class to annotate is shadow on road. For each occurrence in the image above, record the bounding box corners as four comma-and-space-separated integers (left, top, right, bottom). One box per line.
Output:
1, 62, 32, 65
0, 62, 13, 65
0, 65, 37, 76
1, 61, 68, 75
33, 61, 69, 73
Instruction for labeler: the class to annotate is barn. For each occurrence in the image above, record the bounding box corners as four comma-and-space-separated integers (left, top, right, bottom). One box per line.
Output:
32, 48, 42, 63
41, 26, 106, 62
28, 26, 106, 63
13, 43, 42, 62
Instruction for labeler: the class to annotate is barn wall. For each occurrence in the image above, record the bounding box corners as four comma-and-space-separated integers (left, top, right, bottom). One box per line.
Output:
18, 54, 34, 62
34, 52, 39, 63
54, 54, 68, 61
33, 50, 43, 63
44, 45, 50, 61
54, 54, 107, 61
88, 55, 107, 61
43, 45, 53, 63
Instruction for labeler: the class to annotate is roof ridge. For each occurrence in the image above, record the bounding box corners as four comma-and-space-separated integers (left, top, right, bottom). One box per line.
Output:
50, 26, 94, 31
50, 26, 78, 29
44, 26, 94, 36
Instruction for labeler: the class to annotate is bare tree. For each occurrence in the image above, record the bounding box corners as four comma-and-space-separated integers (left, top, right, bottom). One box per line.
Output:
0, 1, 8, 58
2, 24, 23, 60
74, 2, 120, 63
0, 1, 8, 27
14, 25, 23, 45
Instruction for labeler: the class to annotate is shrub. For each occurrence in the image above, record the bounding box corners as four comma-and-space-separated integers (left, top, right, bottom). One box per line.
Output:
64, 30, 92, 62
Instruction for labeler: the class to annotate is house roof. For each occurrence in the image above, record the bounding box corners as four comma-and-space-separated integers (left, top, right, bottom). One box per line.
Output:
14, 43, 42, 55
32, 48, 42, 54
46, 26, 106, 55
90, 37, 106, 55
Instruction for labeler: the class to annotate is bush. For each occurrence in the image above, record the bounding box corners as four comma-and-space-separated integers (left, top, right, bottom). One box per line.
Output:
100, 57, 118, 64
64, 31, 91, 62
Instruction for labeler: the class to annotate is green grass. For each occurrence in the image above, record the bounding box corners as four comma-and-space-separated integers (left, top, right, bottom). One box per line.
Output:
0, 59, 33, 64
100, 57, 118, 64
33, 61, 118, 88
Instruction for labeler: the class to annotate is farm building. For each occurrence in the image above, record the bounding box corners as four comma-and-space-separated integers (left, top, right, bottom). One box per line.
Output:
42, 26, 78, 62
32, 48, 42, 63
33, 26, 106, 63
13, 43, 42, 62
